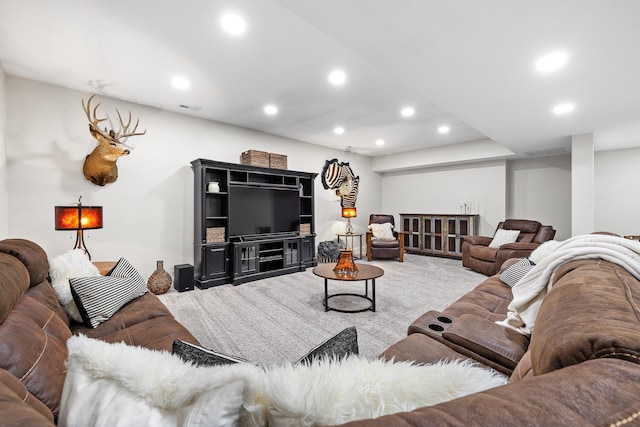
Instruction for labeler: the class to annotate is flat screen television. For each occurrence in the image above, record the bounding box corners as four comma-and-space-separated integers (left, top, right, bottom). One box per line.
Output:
228, 186, 300, 237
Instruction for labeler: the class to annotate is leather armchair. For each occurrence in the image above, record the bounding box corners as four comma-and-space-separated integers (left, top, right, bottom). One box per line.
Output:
366, 214, 404, 262
462, 219, 555, 275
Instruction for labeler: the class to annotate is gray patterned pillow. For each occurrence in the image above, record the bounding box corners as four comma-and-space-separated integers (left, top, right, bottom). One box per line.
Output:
172, 327, 358, 367
499, 258, 535, 288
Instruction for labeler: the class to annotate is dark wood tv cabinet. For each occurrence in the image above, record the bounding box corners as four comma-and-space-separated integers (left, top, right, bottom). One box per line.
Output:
192, 159, 317, 288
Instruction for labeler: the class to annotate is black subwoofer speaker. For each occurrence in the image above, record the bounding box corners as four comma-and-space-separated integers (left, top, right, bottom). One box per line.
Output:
173, 264, 194, 292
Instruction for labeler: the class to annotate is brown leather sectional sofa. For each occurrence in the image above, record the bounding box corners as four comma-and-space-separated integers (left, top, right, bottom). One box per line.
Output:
2, 237, 640, 426
0, 238, 199, 426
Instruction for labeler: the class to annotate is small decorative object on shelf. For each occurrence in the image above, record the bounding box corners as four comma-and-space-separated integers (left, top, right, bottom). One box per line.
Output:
207, 181, 220, 192
300, 223, 311, 235
147, 260, 171, 295
333, 249, 358, 277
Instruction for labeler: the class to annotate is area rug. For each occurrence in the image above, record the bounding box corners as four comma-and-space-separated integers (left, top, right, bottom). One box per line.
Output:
158, 254, 485, 365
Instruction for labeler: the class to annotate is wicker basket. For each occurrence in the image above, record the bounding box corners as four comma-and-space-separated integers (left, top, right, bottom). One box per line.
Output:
269, 153, 287, 169
300, 223, 311, 235
206, 227, 225, 243
241, 150, 270, 167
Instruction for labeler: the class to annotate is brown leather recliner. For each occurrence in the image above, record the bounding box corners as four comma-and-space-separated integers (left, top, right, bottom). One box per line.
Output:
462, 219, 556, 275
366, 214, 404, 262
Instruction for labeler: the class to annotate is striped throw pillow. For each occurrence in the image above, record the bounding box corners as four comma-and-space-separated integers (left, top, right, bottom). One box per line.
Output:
70, 258, 147, 328
499, 257, 535, 288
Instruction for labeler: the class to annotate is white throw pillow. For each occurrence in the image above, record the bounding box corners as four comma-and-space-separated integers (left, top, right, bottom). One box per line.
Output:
488, 229, 521, 248
368, 222, 395, 240
48, 249, 100, 322
59, 335, 263, 427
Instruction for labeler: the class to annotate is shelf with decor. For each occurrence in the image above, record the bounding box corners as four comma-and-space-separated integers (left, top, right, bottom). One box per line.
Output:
400, 213, 479, 259
192, 158, 317, 289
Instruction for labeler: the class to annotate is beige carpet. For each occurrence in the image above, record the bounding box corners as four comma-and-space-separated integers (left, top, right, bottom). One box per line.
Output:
158, 254, 485, 365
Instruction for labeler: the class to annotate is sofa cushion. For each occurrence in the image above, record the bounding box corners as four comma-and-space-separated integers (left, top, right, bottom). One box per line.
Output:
0, 369, 54, 426
502, 219, 541, 234
69, 258, 147, 328
0, 239, 50, 287
530, 260, 640, 376
0, 253, 30, 324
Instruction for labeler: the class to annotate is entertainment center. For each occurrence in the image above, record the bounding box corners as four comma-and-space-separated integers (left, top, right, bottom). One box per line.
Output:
192, 158, 317, 288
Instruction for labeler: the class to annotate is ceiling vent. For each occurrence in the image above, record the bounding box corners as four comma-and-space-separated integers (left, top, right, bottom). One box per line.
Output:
524, 147, 567, 157
179, 104, 202, 111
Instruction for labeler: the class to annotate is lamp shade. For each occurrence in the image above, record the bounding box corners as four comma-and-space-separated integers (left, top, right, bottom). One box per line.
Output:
55, 206, 103, 230
342, 207, 357, 218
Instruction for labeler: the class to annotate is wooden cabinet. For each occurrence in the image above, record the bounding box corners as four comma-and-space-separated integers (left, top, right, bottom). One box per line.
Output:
192, 159, 317, 288
400, 214, 478, 259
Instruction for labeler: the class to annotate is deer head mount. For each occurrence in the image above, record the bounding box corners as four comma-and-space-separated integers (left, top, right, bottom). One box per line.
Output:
81, 95, 146, 186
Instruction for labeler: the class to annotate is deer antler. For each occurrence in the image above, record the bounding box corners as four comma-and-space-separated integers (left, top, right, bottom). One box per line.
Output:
82, 94, 109, 138
115, 109, 146, 139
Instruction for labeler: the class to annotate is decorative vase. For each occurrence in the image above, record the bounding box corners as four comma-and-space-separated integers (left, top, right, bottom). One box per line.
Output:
208, 181, 220, 192
333, 249, 358, 277
148, 260, 171, 295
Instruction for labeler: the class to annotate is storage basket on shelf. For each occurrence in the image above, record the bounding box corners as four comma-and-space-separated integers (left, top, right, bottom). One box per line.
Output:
241, 150, 270, 167
269, 153, 287, 169
206, 227, 225, 243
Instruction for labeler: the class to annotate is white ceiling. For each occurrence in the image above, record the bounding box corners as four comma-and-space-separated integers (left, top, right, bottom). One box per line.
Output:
1, 0, 640, 158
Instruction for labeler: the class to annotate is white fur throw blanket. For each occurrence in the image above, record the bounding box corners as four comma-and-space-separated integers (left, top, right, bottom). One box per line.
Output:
497, 234, 640, 335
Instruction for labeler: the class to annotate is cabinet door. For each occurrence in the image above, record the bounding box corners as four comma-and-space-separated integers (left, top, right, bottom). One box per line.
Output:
424, 217, 445, 254
284, 239, 300, 267
203, 245, 230, 279
402, 216, 421, 250
234, 244, 259, 276
300, 236, 315, 267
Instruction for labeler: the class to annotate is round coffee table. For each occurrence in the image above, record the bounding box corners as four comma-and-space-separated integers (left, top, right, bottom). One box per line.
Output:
312, 263, 384, 313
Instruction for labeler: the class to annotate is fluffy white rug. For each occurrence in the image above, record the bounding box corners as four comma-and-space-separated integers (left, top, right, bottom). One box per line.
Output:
60, 336, 507, 427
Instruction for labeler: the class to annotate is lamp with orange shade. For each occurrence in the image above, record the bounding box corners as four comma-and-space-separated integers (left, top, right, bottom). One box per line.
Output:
54, 196, 103, 260
341, 207, 357, 234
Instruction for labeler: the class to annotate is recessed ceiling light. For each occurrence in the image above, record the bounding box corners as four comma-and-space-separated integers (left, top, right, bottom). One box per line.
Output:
401, 107, 415, 117
171, 76, 191, 90
334, 127, 345, 135
438, 126, 450, 134
264, 104, 278, 115
328, 69, 347, 85
536, 52, 567, 72
220, 13, 247, 35
375, 139, 385, 146
553, 103, 575, 115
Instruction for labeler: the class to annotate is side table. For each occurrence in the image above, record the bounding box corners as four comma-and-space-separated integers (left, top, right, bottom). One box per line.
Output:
336, 232, 364, 259
92, 261, 116, 276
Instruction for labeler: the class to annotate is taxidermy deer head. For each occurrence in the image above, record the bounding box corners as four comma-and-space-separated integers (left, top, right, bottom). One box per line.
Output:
81, 95, 146, 186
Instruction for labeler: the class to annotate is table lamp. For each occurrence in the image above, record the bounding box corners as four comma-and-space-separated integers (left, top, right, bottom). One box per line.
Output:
342, 207, 356, 234
55, 196, 103, 260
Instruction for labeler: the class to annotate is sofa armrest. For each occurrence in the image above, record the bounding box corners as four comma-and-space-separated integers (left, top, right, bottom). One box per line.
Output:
498, 242, 539, 251
463, 235, 493, 246
442, 314, 529, 370
334, 358, 640, 427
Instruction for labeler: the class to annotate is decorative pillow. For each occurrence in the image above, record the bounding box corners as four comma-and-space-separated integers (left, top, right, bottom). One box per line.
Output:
48, 249, 101, 322
59, 335, 262, 427
488, 229, 520, 248
173, 327, 359, 367
69, 257, 147, 328
172, 340, 251, 367
499, 258, 535, 287
368, 222, 395, 240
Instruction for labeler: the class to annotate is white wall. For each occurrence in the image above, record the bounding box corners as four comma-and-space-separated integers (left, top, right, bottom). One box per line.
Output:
380, 160, 507, 236
507, 155, 571, 240
5, 77, 381, 278
595, 147, 640, 235
0, 65, 7, 238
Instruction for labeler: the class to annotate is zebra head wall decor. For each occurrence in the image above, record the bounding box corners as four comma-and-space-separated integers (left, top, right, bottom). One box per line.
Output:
321, 158, 360, 208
